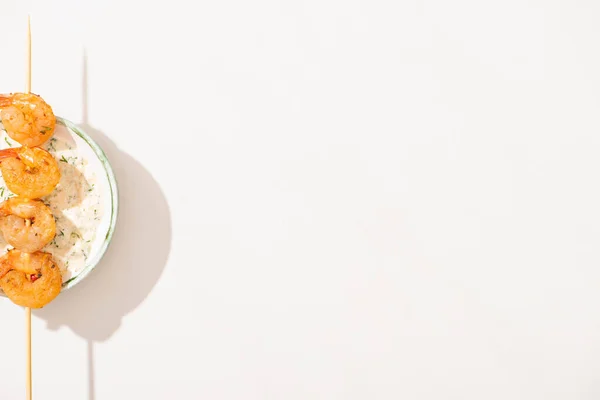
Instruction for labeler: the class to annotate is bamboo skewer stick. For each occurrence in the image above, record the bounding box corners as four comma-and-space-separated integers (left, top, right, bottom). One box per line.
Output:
26, 15, 31, 93
25, 15, 32, 400
26, 307, 31, 400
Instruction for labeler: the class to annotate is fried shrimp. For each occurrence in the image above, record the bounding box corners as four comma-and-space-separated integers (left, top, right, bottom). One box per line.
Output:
0, 197, 56, 253
0, 92, 56, 147
0, 249, 61, 308
0, 146, 60, 199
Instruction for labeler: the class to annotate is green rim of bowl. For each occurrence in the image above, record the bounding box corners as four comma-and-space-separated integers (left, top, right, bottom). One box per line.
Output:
57, 117, 119, 290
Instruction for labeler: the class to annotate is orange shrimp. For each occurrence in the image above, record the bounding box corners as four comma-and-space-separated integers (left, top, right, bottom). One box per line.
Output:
0, 92, 56, 147
0, 146, 60, 199
0, 197, 56, 253
0, 249, 62, 308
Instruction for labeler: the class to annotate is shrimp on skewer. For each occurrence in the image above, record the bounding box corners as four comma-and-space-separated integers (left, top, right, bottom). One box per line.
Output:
0, 92, 56, 147
0, 146, 60, 199
0, 197, 56, 253
0, 249, 62, 308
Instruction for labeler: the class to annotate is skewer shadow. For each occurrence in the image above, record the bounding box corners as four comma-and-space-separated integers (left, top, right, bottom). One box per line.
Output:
33, 50, 171, 400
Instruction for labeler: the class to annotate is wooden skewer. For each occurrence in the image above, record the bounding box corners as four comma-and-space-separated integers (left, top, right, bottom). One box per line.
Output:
25, 15, 32, 400
26, 307, 31, 400
26, 15, 31, 93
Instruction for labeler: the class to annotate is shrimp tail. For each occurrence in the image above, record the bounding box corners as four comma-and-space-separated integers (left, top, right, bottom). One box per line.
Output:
0, 148, 18, 160
0, 258, 11, 280
0, 198, 14, 217
0, 95, 12, 108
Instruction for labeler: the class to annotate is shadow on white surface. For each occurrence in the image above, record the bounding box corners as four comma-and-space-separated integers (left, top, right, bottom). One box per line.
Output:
34, 51, 171, 400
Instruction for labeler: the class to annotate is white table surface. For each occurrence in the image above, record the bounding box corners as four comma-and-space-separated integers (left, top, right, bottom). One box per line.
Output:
1, 1, 600, 398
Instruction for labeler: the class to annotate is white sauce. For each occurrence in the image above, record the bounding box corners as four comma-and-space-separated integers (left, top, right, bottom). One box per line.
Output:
0, 130, 104, 282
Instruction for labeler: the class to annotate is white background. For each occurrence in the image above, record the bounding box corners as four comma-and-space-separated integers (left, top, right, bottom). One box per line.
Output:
0, 0, 600, 399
